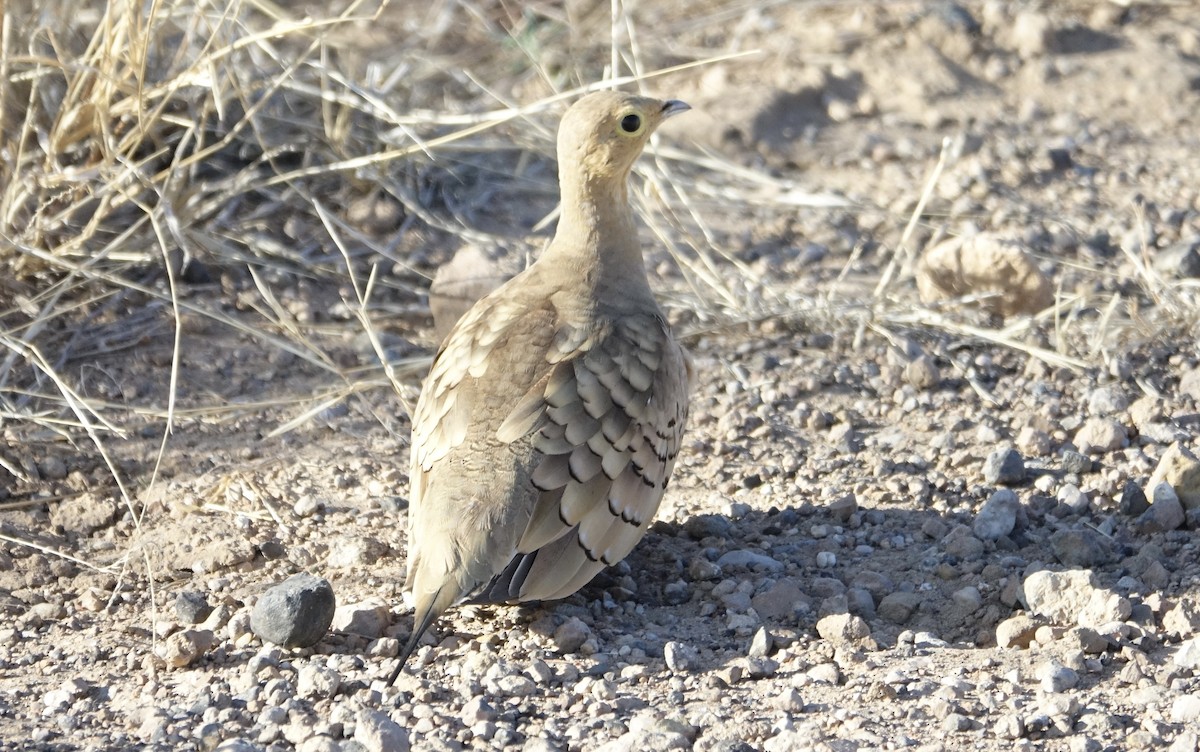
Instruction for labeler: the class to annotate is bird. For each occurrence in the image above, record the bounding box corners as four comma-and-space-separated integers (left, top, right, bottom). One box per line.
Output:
389, 90, 692, 683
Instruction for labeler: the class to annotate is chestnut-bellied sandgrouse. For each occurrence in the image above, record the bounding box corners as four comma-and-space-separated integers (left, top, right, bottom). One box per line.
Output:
391, 90, 692, 683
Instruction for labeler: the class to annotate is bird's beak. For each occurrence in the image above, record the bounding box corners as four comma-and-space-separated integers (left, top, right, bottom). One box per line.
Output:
659, 100, 691, 120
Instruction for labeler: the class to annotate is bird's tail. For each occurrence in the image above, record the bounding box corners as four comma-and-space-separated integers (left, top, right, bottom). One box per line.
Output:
386, 582, 457, 685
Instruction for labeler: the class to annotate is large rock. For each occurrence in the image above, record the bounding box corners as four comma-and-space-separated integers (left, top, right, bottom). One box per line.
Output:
1022, 569, 1129, 629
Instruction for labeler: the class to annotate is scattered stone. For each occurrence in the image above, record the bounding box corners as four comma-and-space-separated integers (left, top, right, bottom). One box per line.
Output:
1087, 387, 1128, 416
878, 592, 922, 624
1148, 443, 1200, 510
664, 641, 700, 672
554, 617, 592, 654
684, 514, 732, 540
975, 489, 1019, 540
250, 574, 336, 649
802, 662, 841, 689
1073, 417, 1127, 454
1068, 627, 1111, 655
751, 579, 808, 620
1016, 426, 1052, 457
952, 585, 982, 611
916, 233, 1053, 317
1023, 569, 1099, 625
1050, 528, 1112, 568
1011, 10, 1054, 58
175, 591, 213, 625
775, 688, 805, 713
828, 494, 858, 522
1060, 450, 1092, 475
296, 664, 341, 698
904, 356, 940, 390
748, 627, 773, 658
326, 537, 387, 568
816, 613, 871, 646
1119, 483, 1150, 516
1171, 695, 1200, 724
1164, 601, 1200, 638
1056, 484, 1090, 515
155, 629, 214, 668
332, 600, 389, 639
1135, 483, 1186, 533
994, 714, 1024, 740
1175, 638, 1200, 670
983, 448, 1026, 485
1077, 589, 1131, 629
1038, 661, 1080, 692
716, 549, 785, 572
355, 708, 410, 752
996, 614, 1039, 648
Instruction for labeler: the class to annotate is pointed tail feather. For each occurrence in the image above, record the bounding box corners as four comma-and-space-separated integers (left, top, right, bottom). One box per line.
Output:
386, 583, 456, 685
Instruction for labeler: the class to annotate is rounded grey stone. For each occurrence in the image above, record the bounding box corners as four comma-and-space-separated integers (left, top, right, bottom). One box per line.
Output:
250, 573, 336, 648
974, 489, 1019, 540
175, 590, 213, 625
983, 447, 1026, 485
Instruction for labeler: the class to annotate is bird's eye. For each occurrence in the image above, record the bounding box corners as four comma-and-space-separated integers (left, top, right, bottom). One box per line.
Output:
620, 113, 642, 133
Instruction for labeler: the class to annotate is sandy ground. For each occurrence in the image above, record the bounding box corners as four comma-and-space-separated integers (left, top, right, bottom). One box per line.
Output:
2, 1, 1200, 750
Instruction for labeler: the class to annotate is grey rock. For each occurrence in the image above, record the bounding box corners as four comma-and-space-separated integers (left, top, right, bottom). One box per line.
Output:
828, 493, 858, 522
846, 588, 876, 619
751, 579, 809, 620
878, 592, 922, 624
250, 573, 336, 649
664, 641, 700, 672
1038, 661, 1079, 692
1056, 484, 1090, 515
716, 549, 784, 572
553, 617, 592, 653
1050, 528, 1112, 568
1060, 450, 1092, 474
1074, 417, 1127, 454
983, 447, 1026, 485
1119, 483, 1149, 516
684, 514, 732, 540
905, 355, 940, 390
1135, 483, 1185, 533
1087, 387, 1129, 416
975, 488, 1019, 540
748, 627, 773, 658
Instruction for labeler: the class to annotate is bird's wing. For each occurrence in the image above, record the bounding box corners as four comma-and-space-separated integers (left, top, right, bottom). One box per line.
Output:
477, 311, 690, 603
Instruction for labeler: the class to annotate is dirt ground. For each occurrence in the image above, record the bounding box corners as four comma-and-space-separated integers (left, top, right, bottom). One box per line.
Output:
2, 1, 1200, 751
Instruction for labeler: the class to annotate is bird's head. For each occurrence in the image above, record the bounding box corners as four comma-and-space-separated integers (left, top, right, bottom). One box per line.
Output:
557, 90, 690, 184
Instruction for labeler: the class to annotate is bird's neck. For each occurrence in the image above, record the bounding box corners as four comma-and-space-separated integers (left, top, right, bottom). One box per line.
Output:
542, 170, 653, 303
